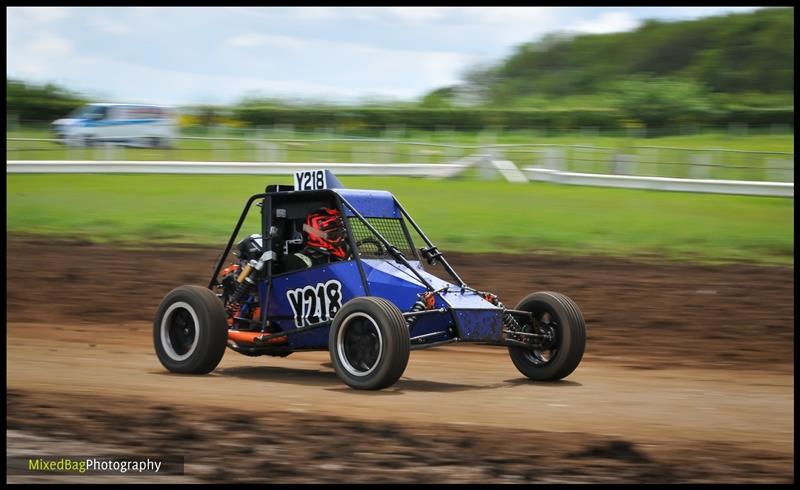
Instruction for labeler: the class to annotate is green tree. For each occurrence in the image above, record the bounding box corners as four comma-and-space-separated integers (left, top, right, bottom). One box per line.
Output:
419, 87, 456, 108
609, 76, 712, 129
6, 78, 89, 124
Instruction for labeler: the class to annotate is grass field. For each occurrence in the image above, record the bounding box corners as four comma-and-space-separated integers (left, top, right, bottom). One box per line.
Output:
6, 174, 793, 265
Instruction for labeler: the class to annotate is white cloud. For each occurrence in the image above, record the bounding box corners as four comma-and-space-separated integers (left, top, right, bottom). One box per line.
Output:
87, 15, 132, 35
227, 33, 306, 49
224, 32, 478, 96
382, 7, 451, 22
658, 6, 761, 20
571, 12, 640, 34
11, 6, 70, 23
223, 6, 341, 22
67, 56, 375, 104
428, 7, 564, 49
27, 33, 72, 57
7, 32, 73, 81
290, 6, 341, 20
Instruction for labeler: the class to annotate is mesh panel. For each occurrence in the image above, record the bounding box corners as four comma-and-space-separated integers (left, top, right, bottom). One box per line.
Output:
349, 217, 417, 259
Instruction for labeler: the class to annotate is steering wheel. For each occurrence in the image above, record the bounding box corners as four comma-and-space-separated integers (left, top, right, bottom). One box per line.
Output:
356, 237, 388, 257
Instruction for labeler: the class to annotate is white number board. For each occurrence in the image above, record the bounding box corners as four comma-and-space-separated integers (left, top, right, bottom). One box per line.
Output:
294, 170, 327, 191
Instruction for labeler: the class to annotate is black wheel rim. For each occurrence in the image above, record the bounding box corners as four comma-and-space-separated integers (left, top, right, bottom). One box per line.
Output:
523, 310, 559, 365
167, 307, 196, 356
337, 313, 382, 376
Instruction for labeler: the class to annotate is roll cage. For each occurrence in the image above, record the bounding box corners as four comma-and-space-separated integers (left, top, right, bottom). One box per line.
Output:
209, 186, 467, 296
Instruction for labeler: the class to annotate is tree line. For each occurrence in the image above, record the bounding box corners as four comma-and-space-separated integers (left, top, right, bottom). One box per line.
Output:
6, 8, 794, 133
433, 7, 793, 106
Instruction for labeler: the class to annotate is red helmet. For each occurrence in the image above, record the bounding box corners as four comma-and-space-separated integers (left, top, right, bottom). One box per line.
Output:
303, 208, 348, 259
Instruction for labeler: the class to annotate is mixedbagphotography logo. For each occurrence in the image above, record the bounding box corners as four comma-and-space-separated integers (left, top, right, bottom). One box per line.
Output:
7, 456, 185, 476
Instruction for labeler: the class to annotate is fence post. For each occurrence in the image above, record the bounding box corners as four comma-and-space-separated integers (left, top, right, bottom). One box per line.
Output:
384, 137, 391, 165
212, 125, 222, 161
224, 125, 232, 161
478, 130, 497, 179
613, 152, 633, 175
351, 139, 358, 164
66, 138, 77, 161
545, 148, 565, 171
637, 148, 658, 176
767, 158, 793, 183
577, 144, 594, 173
444, 138, 457, 164
256, 127, 264, 162
8, 113, 22, 160
272, 124, 288, 161
711, 150, 722, 180
313, 128, 322, 163
688, 153, 711, 179
6, 114, 17, 158
382, 124, 405, 163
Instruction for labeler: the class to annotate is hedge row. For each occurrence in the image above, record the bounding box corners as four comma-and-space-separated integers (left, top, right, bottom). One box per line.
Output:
232, 106, 794, 131
10, 101, 793, 131
8, 98, 86, 124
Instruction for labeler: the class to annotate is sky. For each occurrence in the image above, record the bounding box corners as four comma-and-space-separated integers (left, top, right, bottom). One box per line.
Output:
7, 6, 763, 106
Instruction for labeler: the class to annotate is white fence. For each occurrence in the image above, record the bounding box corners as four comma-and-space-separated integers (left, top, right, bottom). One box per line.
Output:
6, 134, 794, 196
6, 160, 467, 178
523, 168, 793, 197
6, 136, 794, 182
7, 157, 793, 197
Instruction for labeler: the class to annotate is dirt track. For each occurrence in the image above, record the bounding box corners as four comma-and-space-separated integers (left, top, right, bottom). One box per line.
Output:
5, 239, 795, 483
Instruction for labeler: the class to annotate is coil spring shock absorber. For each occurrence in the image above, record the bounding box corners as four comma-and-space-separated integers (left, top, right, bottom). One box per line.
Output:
227, 262, 257, 315
481, 292, 521, 332
406, 291, 436, 328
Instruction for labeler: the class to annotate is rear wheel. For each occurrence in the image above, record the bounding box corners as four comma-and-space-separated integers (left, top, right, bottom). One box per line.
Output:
329, 297, 409, 390
154, 285, 228, 374
507, 292, 586, 381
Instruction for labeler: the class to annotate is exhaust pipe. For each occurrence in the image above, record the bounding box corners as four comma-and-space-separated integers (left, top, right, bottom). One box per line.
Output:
228, 330, 287, 344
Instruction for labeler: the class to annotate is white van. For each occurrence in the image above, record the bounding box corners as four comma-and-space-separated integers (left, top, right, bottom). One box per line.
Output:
52, 103, 177, 148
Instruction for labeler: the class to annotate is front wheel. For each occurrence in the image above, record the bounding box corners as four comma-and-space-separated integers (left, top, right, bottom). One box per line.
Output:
507, 292, 586, 381
329, 297, 410, 390
154, 285, 228, 374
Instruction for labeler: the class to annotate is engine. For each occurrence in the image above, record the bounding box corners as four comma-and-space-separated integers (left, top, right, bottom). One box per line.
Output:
218, 234, 264, 329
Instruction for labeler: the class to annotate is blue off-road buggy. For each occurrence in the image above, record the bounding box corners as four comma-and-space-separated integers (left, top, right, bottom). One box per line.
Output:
154, 170, 586, 390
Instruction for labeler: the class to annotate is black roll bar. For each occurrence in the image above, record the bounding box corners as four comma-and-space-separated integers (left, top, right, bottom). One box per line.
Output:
208, 193, 268, 289
260, 195, 273, 332
393, 198, 466, 288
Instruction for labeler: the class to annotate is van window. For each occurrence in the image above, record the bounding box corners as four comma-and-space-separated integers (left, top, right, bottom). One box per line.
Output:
69, 105, 103, 119
72, 105, 108, 120
107, 106, 124, 120
128, 106, 163, 119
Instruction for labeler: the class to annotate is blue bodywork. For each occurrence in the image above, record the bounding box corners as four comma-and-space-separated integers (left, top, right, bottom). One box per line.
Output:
252, 187, 504, 349
334, 189, 401, 219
